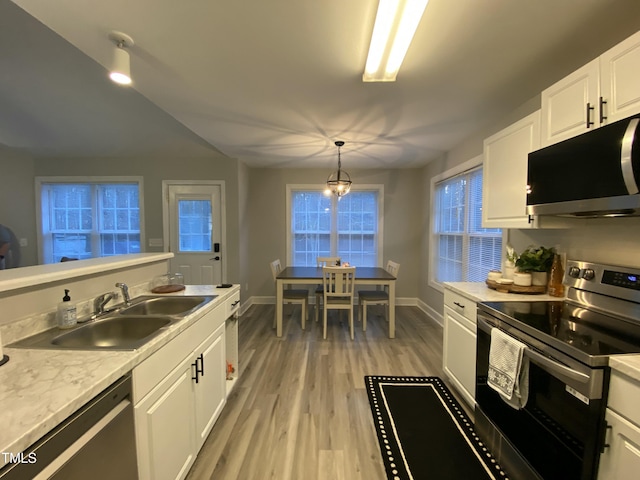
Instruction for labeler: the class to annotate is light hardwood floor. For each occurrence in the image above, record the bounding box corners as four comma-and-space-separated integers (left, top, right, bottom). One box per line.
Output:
186, 303, 459, 480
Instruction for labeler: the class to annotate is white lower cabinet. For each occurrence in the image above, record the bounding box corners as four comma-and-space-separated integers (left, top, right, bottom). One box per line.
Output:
443, 288, 477, 406
194, 325, 226, 449
135, 356, 198, 480
598, 370, 640, 480
133, 299, 230, 480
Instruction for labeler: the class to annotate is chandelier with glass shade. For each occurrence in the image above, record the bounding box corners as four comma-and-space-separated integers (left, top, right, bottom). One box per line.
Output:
325, 140, 352, 198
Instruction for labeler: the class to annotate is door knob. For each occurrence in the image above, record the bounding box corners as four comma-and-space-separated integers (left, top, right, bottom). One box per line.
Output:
210, 256, 220, 261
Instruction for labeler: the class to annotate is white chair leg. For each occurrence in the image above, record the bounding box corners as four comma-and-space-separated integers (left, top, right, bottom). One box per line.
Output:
315, 294, 321, 323
349, 307, 354, 340
323, 305, 328, 339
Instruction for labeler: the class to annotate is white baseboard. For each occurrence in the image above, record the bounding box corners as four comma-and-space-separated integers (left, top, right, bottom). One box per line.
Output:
417, 298, 443, 327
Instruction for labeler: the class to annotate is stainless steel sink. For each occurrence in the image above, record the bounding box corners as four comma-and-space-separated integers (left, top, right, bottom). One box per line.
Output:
117, 295, 215, 317
10, 315, 174, 351
50, 315, 172, 349
8, 294, 217, 351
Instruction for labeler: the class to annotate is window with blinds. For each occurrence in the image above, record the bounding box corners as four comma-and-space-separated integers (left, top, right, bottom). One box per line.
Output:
288, 187, 382, 267
434, 168, 501, 282
39, 182, 141, 263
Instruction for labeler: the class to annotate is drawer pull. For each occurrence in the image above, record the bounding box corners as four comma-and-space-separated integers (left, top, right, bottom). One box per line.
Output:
453, 301, 465, 309
231, 300, 240, 307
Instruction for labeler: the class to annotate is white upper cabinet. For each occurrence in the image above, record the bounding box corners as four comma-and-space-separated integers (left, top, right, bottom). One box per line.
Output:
542, 30, 640, 147
541, 59, 599, 146
483, 110, 540, 229
600, 30, 640, 124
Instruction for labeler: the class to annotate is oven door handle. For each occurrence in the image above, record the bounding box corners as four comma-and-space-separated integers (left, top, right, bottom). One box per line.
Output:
477, 315, 590, 384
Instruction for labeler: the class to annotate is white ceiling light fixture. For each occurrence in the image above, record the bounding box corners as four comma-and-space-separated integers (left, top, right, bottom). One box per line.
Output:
108, 31, 134, 86
325, 141, 352, 198
363, 0, 429, 82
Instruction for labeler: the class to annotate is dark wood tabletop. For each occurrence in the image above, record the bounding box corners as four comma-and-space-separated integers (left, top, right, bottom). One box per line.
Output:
277, 266, 396, 280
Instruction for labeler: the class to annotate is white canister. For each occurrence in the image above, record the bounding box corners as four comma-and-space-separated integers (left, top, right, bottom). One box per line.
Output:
513, 272, 532, 286
531, 271, 548, 286
487, 270, 502, 281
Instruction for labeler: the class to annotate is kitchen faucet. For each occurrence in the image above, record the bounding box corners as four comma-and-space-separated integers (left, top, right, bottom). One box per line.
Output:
116, 282, 131, 306
93, 292, 116, 316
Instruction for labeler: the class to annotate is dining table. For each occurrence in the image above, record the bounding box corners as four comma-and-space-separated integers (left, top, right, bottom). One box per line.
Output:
275, 266, 397, 338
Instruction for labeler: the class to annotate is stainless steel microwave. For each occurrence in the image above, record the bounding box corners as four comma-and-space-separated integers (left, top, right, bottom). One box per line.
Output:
527, 114, 640, 217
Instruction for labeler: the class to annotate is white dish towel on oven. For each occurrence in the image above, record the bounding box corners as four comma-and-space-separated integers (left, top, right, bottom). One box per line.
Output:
487, 328, 530, 409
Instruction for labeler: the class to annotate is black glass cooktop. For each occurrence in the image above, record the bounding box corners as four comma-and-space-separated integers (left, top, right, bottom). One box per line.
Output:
481, 301, 640, 359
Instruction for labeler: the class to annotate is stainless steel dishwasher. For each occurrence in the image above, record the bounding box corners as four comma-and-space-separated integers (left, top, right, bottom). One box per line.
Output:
0, 374, 138, 480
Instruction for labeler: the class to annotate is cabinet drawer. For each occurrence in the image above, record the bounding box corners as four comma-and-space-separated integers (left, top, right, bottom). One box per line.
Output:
608, 370, 640, 426
226, 289, 240, 318
444, 289, 477, 323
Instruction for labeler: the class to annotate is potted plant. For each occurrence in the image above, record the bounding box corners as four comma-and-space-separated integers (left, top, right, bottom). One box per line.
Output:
515, 245, 556, 286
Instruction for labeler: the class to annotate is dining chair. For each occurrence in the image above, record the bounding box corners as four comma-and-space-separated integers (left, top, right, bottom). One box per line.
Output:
322, 266, 356, 340
270, 259, 309, 329
314, 256, 341, 323
358, 260, 400, 331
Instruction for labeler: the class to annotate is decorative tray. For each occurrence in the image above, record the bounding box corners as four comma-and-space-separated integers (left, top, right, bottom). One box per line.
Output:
151, 284, 186, 294
485, 279, 546, 294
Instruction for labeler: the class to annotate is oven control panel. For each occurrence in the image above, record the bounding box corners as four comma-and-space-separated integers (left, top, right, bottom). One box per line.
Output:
602, 270, 640, 290
565, 260, 640, 304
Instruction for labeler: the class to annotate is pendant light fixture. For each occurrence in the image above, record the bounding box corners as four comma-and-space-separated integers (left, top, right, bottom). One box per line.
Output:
325, 141, 352, 198
108, 31, 134, 86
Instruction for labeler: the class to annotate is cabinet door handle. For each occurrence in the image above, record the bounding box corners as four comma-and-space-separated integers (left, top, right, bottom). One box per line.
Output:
231, 300, 240, 307
600, 422, 612, 453
453, 301, 465, 309
599, 96, 607, 124
192, 359, 200, 384
586, 102, 595, 128
197, 353, 204, 377
192, 354, 205, 383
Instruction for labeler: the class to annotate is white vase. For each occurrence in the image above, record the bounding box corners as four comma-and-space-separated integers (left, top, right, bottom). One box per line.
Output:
531, 271, 548, 286
503, 265, 515, 280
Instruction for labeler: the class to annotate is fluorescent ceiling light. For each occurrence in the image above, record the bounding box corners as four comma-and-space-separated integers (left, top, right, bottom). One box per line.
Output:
363, 0, 428, 82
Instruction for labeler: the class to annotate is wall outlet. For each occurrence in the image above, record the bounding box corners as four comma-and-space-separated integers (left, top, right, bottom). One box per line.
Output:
19, 238, 28, 247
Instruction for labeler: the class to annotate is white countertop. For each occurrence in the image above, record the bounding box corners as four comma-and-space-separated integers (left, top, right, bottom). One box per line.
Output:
443, 281, 559, 303
609, 355, 640, 382
0, 284, 239, 466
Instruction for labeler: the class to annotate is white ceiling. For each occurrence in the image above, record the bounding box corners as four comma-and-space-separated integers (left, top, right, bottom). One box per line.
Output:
4, 0, 640, 168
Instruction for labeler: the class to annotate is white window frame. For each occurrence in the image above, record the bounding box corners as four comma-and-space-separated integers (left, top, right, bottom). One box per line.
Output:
428, 156, 505, 293
286, 184, 384, 266
35, 176, 145, 264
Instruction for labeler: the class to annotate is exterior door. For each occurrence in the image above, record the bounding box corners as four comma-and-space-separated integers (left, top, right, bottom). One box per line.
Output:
166, 183, 224, 285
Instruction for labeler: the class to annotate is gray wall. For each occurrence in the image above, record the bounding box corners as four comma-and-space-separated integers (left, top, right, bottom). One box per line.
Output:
0, 146, 38, 267
246, 167, 423, 300
33, 155, 243, 285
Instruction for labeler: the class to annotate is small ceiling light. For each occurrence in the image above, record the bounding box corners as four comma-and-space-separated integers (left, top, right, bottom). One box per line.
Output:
363, 0, 429, 82
325, 141, 352, 198
108, 31, 134, 86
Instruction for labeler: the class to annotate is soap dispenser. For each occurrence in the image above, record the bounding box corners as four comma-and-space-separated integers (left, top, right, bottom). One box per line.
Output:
57, 289, 77, 329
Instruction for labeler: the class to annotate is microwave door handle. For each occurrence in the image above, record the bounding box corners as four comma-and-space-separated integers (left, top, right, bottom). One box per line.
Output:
477, 314, 589, 384
621, 118, 640, 194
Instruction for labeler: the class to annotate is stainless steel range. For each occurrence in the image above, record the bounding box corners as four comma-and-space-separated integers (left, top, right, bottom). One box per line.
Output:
476, 260, 640, 480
